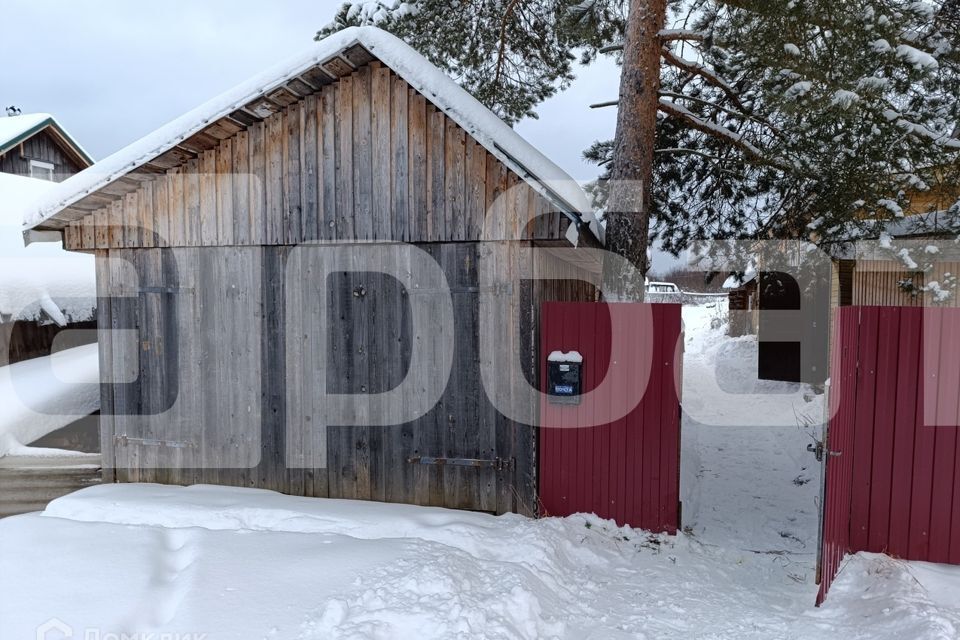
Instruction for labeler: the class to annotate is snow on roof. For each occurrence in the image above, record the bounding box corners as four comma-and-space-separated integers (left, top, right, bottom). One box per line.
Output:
0, 113, 93, 165
24, 27, 599, 242
722, 262, 757, 289
0, 173, 95, 324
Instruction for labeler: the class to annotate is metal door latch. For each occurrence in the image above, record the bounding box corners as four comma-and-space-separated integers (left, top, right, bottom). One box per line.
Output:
807, 441, 841, 463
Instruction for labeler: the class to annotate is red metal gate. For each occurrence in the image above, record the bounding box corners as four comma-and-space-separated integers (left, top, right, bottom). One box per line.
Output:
539, 302, 683, 533
819, 306, 960, 604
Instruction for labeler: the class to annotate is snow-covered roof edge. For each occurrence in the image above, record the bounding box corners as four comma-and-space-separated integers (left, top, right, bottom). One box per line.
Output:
23, 27, 599, 242
0, 113, 94, 167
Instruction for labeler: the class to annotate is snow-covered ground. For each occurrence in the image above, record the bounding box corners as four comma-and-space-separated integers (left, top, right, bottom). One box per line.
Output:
0, 301, 958, 639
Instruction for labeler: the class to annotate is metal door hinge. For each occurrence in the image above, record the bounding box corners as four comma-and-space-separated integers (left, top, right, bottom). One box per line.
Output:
807, 441, 840, 463
407, 456, 514, 471
115, 435, 196, 449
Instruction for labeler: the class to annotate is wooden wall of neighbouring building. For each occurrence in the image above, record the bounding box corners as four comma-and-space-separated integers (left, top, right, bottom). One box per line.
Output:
727, 279, 758, 337
0, 320, 97, 365
75, 59, 599, 516
0, 129, 85, 181
851, 260, 960, 308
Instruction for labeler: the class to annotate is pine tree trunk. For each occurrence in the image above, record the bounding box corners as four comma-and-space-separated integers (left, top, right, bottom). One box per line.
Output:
603, 0, 667, 301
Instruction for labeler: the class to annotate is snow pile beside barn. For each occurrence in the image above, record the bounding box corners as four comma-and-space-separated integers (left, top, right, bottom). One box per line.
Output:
0, 173, 95, 325
0, 342, 100, 457
0, 482, 956, 639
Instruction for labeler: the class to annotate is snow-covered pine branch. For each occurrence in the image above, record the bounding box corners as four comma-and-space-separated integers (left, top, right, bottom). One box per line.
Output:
656, 98, 786, 168
661, 48, 747, 112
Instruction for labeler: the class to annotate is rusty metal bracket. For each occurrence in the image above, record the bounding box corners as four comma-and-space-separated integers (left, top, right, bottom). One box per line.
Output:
407, 456, 514, 471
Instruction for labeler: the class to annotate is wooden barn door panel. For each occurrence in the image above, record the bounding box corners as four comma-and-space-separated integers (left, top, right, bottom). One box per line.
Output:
107, 247, 263, 486
288, 243, 522, 513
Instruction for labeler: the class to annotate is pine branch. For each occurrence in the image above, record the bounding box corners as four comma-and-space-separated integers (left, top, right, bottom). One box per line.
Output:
657, 98, 790, 170
659, 29, 706, 42
661, 48, 747, 112
659, 90, 781, 135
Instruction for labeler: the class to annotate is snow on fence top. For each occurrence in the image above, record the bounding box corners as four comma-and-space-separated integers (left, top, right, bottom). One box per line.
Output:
0, 173, 95, 324
23, 26, 600, 243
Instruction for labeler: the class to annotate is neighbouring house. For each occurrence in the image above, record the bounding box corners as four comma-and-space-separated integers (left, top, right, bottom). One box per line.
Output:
0, 112, 93, 182
724, 270, 757, 338
22, 27, 614, 517
1, 114, 97, 364
0, 114, 100, 516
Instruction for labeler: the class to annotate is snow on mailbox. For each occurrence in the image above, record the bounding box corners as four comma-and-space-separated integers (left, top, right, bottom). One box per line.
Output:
547, 351, 583, 405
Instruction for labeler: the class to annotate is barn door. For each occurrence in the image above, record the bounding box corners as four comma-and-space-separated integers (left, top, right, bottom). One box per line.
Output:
103, 247, 263, 485
538, 302, 683, 532
302, 243, 530, 514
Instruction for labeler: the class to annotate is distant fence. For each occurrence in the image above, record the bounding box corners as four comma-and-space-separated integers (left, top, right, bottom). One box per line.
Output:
646, 291, 727, 305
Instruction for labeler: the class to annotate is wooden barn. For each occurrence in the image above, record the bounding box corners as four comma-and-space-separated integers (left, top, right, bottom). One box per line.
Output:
22, 27, 615, 517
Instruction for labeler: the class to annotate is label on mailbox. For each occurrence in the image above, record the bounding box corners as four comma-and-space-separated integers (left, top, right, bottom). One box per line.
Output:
548, 360, 583, 405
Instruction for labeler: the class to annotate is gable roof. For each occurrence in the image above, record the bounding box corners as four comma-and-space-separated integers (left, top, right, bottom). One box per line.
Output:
23, 27, 600, 243
0, 113, 94, 169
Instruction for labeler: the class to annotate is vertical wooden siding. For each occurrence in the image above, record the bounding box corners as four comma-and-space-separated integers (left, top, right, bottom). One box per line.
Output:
0, 129, 85, 180
64, 63, 568, 251
818, 306, 960, 604
97, 242, 564, 515
852, 260, 960, 308
539, 303, 683, 533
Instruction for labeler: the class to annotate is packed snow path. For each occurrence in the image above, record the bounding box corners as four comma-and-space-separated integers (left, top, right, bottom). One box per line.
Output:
680, 302, 823, 557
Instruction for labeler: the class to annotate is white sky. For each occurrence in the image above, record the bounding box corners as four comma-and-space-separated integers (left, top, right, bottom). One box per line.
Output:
1, 0, 679, 271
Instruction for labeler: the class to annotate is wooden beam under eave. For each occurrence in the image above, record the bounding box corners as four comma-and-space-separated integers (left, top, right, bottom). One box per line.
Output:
228, 109, 261, 127
321, 56, 354, 78
266, 87, 299, 107
246, 97, 282, 119
285, 78, 315, 97
299, 67, 335, 90
179, 131, 220, 154
203, 118, 243, 140
154, 147, 197, 169
342, 44, 375, 67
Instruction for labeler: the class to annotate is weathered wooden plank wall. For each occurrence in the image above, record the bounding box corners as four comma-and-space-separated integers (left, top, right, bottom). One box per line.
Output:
852, 260, 960, 308
0, 129, 85, 180
96, 242, 596, 515
65, 65, 569, 251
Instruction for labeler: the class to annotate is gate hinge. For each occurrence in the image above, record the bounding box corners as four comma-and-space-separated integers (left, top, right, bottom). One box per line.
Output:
407, 456, 514, 471
807, 441, 840, 463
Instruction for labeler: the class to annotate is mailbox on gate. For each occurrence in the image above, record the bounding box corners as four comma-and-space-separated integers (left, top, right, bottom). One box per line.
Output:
547, 351, 583, 405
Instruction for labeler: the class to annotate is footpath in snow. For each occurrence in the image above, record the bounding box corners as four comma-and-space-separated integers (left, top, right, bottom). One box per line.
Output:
0, 301, 958, 639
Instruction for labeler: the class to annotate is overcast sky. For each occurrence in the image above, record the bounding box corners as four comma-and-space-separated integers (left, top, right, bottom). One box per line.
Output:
1, 0, 680, 271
